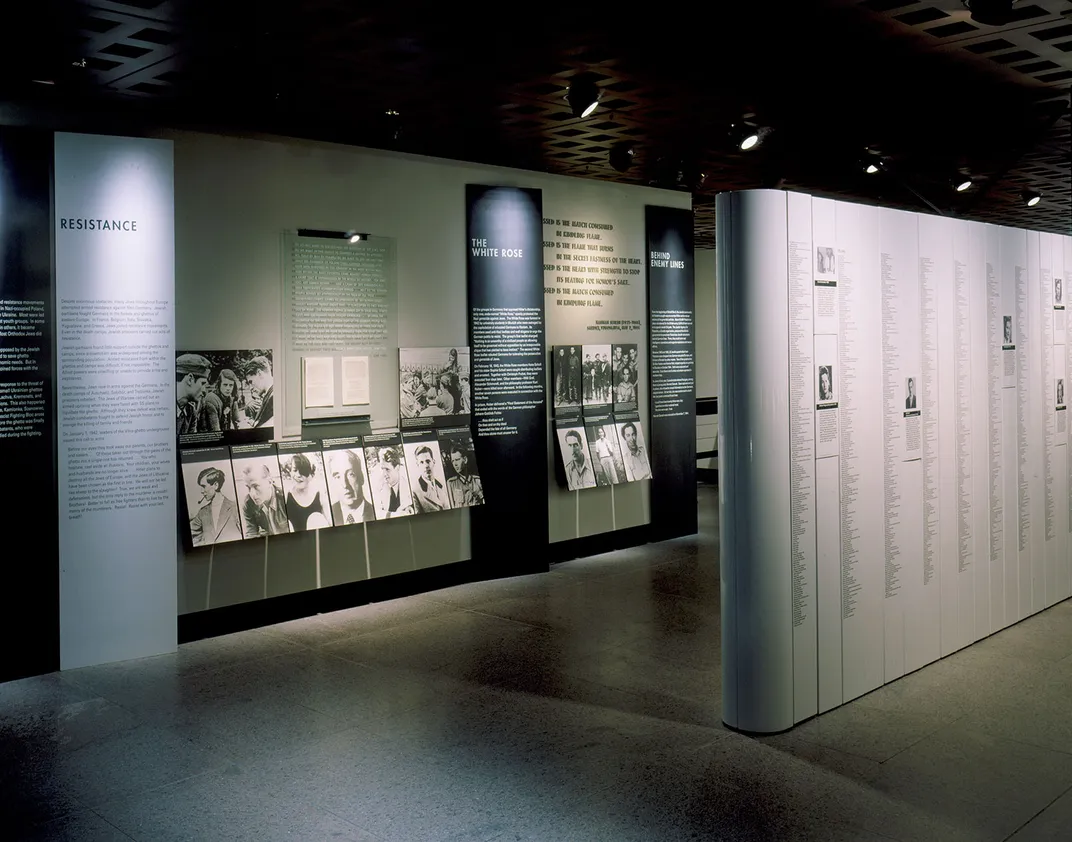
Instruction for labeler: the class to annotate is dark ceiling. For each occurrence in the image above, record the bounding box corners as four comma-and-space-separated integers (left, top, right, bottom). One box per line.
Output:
1, 0, 1069, 245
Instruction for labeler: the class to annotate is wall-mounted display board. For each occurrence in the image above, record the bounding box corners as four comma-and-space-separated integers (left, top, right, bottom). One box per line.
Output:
176, 349, 274, 445
399, 346, 471, 429
180, 446, 244, 546
277, 440, 335, 531
717, 188, 1072, 734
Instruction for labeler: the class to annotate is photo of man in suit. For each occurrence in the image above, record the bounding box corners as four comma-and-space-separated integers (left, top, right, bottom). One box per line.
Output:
189, 467, 242, 546
327, 448, 375, 524
244, 355, 274, 429
410, 444, 450, 513
239, 461, 290, 537
905, 377, 917, 410
1004, 316, 1013, 346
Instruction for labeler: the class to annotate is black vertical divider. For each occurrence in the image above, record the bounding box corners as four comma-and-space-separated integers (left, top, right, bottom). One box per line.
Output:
646, 205, 697, 540
466, 185, 549, 575
0, 129, 57, 681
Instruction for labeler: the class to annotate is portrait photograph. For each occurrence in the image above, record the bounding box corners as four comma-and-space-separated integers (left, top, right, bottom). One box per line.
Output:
180, 446, 243, 548
905, 376, 918, 410
403, 433, 452, 514
815, 246, 836, 278
399, 346, 471, 428
817, 364, 835, 403
553, 345, 583, 412
585, 421, 626, 485
438, 430, 484, 508
176, 349, 274, 446
616, 418, 652, 482
322, 443, 376, 525
277, 441, 335, 531
230, 443, 291, 539
1003, 315, 1013, 346
1058, 378, 1065, 408
1056, 277, 1064, 308
612, 343, 639, 412
556, 425, 597, 491
582, 344, 613, 409
364, 435, 415, 519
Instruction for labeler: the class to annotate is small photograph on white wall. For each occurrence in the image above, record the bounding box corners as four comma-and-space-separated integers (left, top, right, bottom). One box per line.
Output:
815, 246, 836, 282
231, 443, 291, 539
817, 364, 836, 407
1055, 277, 1064, 310
363, 433, 415, 518
1058, 378, 1066, 410
403, 431, 452, 514
399, 347, 470, 429
180, 446, 243, 548
177, 349, 274, 445
322, 438, 376, 524
438, 429, 484, 508
904, 376, 919, 412
583, 344, 613, 411
552, 345, 583, 414
616, 417, 652, 482
1003, 315, 1014, 349
277, 441, 335, 531
556, 424, 597, 490
612, 343, 639, 412
585, 418, 626, 485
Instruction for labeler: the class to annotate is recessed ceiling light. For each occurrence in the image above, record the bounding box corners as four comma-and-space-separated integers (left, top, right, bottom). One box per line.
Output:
1021, 189, 1042, 207
955, 177, 973, 192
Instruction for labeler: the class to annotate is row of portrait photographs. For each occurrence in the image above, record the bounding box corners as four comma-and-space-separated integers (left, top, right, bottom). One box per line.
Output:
555, 415, 652, 491
179, 430, 483, 548
816, 364, 920, 411
399, 347, 471, 429
176, 349, 275, 446
552, 343, 640, 415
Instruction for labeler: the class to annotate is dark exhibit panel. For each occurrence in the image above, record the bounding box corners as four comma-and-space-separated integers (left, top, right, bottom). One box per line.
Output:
0, 129, 56, 681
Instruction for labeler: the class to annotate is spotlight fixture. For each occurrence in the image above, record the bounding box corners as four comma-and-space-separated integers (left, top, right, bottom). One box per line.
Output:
346, 231, 367, 244
729, 123, 762, 152
954, 176, 973, 193
385, 109, 399, 116
566, 73, 602, 119
962, 0, 1021, 26
1021, 189, 1042, 207
609, 142, 636, 173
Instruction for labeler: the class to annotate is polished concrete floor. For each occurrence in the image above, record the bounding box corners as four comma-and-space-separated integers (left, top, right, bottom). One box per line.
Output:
5, 486, 1072, 840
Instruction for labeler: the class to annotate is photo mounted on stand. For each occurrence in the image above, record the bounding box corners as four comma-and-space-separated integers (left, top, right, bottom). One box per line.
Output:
615, 413, 652, 482
179, 446, 243, 548
815, 246, 836, 284
555, 420, 597, 491
230, 442, 291, 539
612, 343, 639, 413
437, 427, 484, 508
584, 414, 626, 486
321, 437, 376, 525
276, 440, 335, 531
582, 344, 613, 414
552, 345, 583, 418
176, 349, 275, 445
816, 364, 837, 408
402, 430, 452, 514
362, 432, 415, 519
399, 347, 471, 429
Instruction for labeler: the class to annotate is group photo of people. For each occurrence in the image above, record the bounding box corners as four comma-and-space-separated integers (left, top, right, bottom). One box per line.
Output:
176, 349, 275, 444
399, 347, 471, 425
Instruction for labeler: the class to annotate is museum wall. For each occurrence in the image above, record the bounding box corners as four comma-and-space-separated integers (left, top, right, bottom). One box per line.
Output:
718, 188, 1072, 733
167, 130, 689, 614
695, 248, 719, 399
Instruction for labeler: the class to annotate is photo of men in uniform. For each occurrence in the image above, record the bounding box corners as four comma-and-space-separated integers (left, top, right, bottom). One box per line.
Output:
617, 419, 652, 482
440, 433, 484, 508
557, 426, 597, 491
176, 349, 274, 443
399, 347, 470, 426
232, 447, 291, 538
583, 344, 612, 408
180, 448, 243, 547
552, 346, 583, 411
403, 437, 452, 513
585, 421, 626, 485
325, 447, 376, 524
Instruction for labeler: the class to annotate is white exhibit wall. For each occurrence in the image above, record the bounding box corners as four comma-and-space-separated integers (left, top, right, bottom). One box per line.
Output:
55, 133, 176, 668
167, 130, 688, 612
718, 188, 1072, 733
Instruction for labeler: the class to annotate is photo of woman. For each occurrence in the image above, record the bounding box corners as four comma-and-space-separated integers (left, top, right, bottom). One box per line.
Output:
280, 450, 333, 531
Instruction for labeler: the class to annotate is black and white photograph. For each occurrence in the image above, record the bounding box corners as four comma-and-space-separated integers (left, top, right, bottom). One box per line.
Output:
277, 441, 335, 531
552, 345, 584, 414
399, 347, 471, 429
905, 376, 918, 410
612, 343, 639, 412
1056, 277, 1064, 309
1058, 378, 1065, 409
403, 431, 452, 514
230, 443, 291, 539
176, 349, 274, 445
616, 417, 652, 482
585, 418, 626, 485
817, 364, 836, 404
815, 246, 836, 279
322, 438, 376, 525
438, 429, 484, 508
556, 424, 597, 490
363, 433, 415, 519
1003, 315, 1014, 348
180, 446, 243, 547
582, 344, 613, 410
